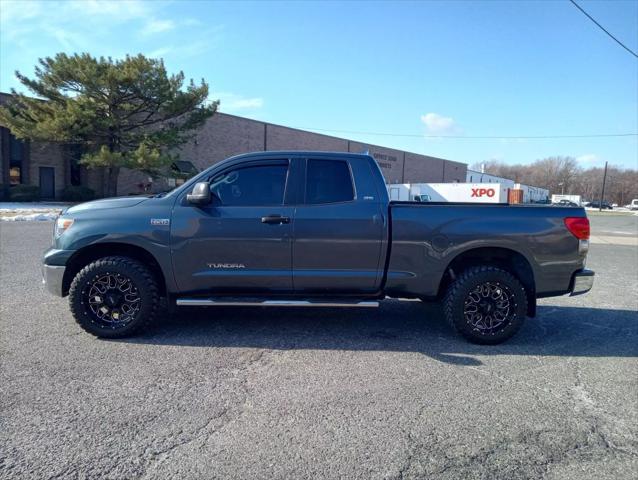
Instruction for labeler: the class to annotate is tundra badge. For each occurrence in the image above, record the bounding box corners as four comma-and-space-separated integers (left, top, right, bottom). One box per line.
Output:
207, 263, 246, 269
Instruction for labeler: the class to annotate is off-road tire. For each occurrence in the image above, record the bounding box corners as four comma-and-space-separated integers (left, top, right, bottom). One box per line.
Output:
69, 256, 159, 338
443, 266, 528, 345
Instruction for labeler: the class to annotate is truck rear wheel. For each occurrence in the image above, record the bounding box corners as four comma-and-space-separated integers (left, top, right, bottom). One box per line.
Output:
443, 266, 527, 344
69, 256, 159, 338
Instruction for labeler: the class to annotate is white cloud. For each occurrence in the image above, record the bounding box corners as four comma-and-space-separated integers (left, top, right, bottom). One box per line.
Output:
182, 18, 203, 27
1, 0, 151, 42
232, 98, 264, 109
0, 1, 182, 45
0, 1, 42, 42
420, 112, 460, 136
0, 0, 219, 76
577, 153, 600, 165
70, 0, 149, 21
0, 0, 43, 25
218, 93, 264, 112
147, 39, 217, 60
147, 46, 174, 58
142, 19, 176, 36
42, 25, 87, 51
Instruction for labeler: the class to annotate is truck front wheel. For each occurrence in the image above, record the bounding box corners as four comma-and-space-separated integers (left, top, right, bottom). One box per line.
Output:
443, 266, 528, 344
68, 256, 159, 338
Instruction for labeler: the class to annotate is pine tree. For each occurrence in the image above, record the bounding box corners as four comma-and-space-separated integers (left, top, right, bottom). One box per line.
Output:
0, 53, 217, 196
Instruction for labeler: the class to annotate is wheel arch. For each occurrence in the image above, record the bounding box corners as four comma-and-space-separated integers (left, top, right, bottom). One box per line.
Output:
438, 246, 536, 317
62, 243, 167, 297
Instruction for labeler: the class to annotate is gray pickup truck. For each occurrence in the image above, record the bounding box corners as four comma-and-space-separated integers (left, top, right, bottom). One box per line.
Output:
43, 151, 594, 344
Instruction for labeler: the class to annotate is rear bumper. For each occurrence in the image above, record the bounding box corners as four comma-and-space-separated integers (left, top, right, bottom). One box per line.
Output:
42, 264, 65, 297
570, 269, 594, 296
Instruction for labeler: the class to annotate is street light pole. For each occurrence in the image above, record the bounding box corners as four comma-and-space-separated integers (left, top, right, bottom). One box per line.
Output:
599, 161, 608, 212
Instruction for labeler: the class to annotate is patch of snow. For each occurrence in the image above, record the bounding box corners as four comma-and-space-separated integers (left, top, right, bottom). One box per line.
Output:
0, 202, 70, 212
1, 212, 58, 221
0, 202, 70, 221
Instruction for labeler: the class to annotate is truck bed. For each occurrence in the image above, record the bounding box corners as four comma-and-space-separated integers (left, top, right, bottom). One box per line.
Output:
384, 202, 587, 298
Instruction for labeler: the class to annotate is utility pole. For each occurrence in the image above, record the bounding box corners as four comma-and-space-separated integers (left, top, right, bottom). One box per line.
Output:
599, 161, 608, 212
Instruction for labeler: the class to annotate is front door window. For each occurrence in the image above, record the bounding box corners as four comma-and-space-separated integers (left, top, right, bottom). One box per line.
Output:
210, 164, 288, 206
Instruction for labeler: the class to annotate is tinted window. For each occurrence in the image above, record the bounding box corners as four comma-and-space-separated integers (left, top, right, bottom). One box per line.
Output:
210, 165, 288, 206
306, 160, 354, 204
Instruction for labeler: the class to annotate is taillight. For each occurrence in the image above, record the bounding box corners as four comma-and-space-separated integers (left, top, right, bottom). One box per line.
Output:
564, 217, 590, 240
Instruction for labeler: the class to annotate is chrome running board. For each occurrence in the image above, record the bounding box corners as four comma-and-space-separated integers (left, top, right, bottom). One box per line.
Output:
176, 298, 379, 308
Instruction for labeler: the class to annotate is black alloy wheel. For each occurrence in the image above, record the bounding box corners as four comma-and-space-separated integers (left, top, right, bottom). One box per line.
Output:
69, 256, 159, 338
82, 272, 141, 329
443, 266, 528, 344
462, 281, 515, 336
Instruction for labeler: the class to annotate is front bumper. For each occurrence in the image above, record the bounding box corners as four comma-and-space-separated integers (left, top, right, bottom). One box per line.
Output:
42, 264, 66, 297
570, 269, 594, 296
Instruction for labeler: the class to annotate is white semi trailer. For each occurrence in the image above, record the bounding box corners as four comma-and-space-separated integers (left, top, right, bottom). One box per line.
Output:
388, 183, 509, 204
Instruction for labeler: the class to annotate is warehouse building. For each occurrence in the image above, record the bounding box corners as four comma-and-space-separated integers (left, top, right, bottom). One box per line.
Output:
0, 92, 466, 199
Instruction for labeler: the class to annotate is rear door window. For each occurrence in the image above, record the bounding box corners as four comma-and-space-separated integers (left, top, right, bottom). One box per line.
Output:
305, 159, 354, 204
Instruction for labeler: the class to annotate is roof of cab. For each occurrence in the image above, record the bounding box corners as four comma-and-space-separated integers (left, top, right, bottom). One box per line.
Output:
224, 150, 374, 162
204, 150, 376, 173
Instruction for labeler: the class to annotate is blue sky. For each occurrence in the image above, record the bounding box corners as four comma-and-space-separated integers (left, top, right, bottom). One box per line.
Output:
1, 0, 637, 168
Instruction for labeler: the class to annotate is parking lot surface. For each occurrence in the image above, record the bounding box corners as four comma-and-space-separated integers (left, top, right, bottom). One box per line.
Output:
1, 217, 637, 479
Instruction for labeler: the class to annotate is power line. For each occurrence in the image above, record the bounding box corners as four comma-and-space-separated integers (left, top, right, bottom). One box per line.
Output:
294, 126, 638, 139
569, 0, 638, 58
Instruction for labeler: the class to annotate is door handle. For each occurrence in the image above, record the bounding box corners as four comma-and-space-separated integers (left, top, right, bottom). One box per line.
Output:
261, 215, 290, 224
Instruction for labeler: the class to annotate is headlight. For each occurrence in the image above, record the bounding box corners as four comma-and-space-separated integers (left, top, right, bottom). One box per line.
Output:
55, 217, 74, 237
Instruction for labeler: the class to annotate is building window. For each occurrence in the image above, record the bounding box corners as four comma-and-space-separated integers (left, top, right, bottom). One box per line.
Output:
9, 134, 25, 185
9, 167, 21, 184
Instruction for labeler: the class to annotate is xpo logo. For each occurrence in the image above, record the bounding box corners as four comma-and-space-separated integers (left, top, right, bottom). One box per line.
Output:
471, 188, 496, 198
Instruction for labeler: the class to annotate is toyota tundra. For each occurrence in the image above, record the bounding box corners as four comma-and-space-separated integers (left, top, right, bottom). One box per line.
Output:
43, 151, 594, 344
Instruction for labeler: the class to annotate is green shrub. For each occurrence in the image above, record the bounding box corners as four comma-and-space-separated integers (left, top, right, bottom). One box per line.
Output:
61, 185, 95, 202
9, 185, 40, 202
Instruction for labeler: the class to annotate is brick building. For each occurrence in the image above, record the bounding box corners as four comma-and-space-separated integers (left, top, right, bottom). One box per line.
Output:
1, 93, 466, 199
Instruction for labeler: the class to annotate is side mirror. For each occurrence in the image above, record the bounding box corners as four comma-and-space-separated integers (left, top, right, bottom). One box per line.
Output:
186, 182, 211, 205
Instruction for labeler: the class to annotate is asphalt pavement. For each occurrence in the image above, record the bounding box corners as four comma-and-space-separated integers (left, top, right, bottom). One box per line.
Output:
1, 219, 636, 479
589, 211, 638, 236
